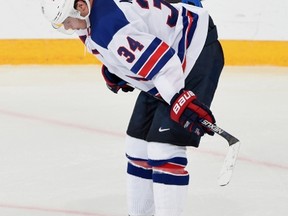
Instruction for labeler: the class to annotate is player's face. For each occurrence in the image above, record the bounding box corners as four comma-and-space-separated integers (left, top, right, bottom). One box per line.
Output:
74, 0, 90, 17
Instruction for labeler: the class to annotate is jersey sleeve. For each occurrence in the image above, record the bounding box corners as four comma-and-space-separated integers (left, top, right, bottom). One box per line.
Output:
108, 27, 185, 104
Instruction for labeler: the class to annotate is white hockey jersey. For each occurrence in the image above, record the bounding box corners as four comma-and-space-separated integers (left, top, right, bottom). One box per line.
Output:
77, 0, 209, 103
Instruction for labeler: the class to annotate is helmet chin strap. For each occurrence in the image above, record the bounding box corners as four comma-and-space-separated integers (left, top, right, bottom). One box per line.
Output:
85, 17, 91, 28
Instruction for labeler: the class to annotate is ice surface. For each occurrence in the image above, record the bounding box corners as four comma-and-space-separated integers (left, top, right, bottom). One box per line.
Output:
0, 65, 287, 216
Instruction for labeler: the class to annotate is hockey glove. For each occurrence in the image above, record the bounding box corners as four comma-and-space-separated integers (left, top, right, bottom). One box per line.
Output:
101, 66, 134, 94
170, 90, 215, 136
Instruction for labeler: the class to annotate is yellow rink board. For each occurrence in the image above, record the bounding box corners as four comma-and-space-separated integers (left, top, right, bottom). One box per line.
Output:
1, 39, 288, 66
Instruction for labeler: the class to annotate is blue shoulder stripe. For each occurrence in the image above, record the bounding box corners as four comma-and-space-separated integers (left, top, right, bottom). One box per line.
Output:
90, 0, 129, 48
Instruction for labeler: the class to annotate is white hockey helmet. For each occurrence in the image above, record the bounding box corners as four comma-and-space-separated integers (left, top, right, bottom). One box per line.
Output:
41, 0, 91, 25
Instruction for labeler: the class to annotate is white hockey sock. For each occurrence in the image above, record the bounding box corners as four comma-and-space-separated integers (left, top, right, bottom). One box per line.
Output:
153, 182, 188, 216
126, 136, 154, 215
127, 174, 155, 216
147, 142, 189, 216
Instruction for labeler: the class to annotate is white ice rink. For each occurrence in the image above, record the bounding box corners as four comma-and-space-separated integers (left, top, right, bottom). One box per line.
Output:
0, 65, 287, 216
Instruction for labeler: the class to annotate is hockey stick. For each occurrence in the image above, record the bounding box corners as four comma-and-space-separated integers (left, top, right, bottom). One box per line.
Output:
200, 119, 241, 186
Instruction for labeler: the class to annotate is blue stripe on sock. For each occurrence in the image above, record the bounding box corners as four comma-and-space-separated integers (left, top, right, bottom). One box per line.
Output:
127, 162, 152, 180
153, 172, 189, 185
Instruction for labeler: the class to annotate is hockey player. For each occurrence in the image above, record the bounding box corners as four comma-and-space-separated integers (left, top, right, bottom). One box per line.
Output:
41, 0, 224, 216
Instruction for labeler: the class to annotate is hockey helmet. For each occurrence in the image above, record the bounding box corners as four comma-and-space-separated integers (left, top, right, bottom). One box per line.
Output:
41, 0, 91, 25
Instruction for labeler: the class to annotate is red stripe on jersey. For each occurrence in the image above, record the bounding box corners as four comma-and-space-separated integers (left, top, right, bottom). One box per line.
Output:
182, 56, 187, 71
138, 42, 170, 78
186, 12, 194, 49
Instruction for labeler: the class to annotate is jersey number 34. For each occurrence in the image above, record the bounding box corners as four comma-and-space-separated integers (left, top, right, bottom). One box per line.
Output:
117, 36, 144, 63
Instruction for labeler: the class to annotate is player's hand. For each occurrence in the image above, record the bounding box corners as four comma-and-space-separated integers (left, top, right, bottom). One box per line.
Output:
170, 90, 215, 136
101, 65, 134, 94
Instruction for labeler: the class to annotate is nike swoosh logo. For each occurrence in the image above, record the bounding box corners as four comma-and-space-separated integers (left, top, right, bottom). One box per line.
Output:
159, 127, 170, 132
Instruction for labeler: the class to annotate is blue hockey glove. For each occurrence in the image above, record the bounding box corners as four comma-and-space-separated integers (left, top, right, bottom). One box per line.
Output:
170, 90, 215, 136
101, 66, 134, 94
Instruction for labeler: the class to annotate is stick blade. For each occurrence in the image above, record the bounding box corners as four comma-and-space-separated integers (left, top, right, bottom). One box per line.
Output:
217, 141, 241, 186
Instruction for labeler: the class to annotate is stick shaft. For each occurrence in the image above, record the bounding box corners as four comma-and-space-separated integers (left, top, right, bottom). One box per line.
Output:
199, 119, 239, 146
